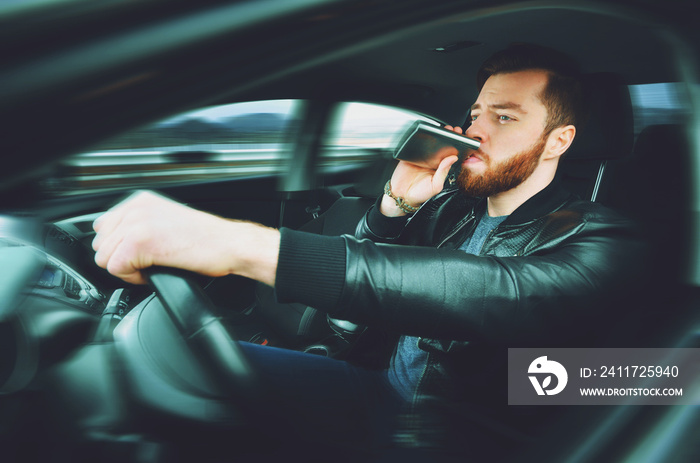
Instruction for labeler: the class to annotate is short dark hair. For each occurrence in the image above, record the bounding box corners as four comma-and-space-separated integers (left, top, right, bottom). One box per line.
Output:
477, 43, 584, 135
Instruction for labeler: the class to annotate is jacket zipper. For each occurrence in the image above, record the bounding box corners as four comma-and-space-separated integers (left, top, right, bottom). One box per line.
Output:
411, 345, 431, 407
477, 227, 500, 256
437, 209, 476, 248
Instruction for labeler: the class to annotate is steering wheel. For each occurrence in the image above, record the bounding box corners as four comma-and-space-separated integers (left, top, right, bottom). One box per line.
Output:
145, 267, 258, 401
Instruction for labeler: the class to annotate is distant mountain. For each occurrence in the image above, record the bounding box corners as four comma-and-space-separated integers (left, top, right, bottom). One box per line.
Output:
155, 118, 228, 142
91, 112, 295, 149
166, 118, 228, 134
158, 113, 289, 136
222, 112, 289, 132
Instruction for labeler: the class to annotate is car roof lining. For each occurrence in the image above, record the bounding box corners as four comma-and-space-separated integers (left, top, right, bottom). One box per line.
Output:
217, 3, 684, 125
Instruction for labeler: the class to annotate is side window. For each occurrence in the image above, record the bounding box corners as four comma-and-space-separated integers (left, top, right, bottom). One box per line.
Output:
319, 102, 438, 171
628, 83, 690, 138
48, 100, 301, 196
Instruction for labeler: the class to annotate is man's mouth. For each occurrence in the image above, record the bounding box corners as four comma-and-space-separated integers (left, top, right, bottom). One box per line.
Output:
463, 150, 484, 165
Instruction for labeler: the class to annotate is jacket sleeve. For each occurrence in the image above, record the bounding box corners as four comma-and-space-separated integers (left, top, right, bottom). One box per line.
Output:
276, 213, 643, 344
354, 197, 409, 242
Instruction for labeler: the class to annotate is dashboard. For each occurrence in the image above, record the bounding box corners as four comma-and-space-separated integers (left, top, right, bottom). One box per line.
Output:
33, 253, 106, 312
0, 213, 107, 314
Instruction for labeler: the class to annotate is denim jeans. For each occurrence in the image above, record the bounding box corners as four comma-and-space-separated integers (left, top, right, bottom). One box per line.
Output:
239, 341, 404, 458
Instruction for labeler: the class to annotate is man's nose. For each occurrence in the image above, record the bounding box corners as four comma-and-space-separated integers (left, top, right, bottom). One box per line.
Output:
465, 117, 486, 143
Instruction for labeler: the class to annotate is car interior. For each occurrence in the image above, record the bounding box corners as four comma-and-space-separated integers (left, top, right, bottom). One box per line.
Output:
1, 0, 699, 461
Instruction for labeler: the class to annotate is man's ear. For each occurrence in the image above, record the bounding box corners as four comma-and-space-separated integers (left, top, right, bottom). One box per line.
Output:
543, 125, 576, 160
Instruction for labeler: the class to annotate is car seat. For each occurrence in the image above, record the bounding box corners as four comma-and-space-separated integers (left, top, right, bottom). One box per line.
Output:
250, 155, 397, 353
557, 72, 635, 202
607, 123, 694, 344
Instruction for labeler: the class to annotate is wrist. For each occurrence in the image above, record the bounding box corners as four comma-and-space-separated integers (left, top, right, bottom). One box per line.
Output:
380, 194, 408, 217
381, 180, 421, 216
229, 221, 280, 287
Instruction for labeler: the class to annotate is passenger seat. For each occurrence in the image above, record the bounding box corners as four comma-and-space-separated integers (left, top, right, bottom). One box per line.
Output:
252, 155, 397, 350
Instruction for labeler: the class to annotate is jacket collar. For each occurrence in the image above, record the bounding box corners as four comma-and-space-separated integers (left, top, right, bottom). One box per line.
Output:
468, 176, 574, 227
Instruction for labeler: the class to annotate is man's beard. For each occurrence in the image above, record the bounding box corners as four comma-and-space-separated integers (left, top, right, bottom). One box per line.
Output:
457, 134, 547, 197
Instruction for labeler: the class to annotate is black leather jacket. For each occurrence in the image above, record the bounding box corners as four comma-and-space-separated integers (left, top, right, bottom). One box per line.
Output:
356, 179, 642, 452
344, 178, 640, 344
276, 178, 642, 453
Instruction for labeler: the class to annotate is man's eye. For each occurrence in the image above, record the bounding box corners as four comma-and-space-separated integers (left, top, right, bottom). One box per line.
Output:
498, 115, 513, 122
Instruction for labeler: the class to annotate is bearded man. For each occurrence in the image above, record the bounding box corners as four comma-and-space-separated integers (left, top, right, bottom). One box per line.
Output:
92, 44, 640, 460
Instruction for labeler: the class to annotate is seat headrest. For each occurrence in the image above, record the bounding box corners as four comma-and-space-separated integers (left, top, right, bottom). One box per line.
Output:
564, 72, 634, 161
620, 124, 692, 211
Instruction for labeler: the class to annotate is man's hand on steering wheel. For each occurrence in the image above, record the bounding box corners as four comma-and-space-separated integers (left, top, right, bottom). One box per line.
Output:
92, 190, 280, 287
